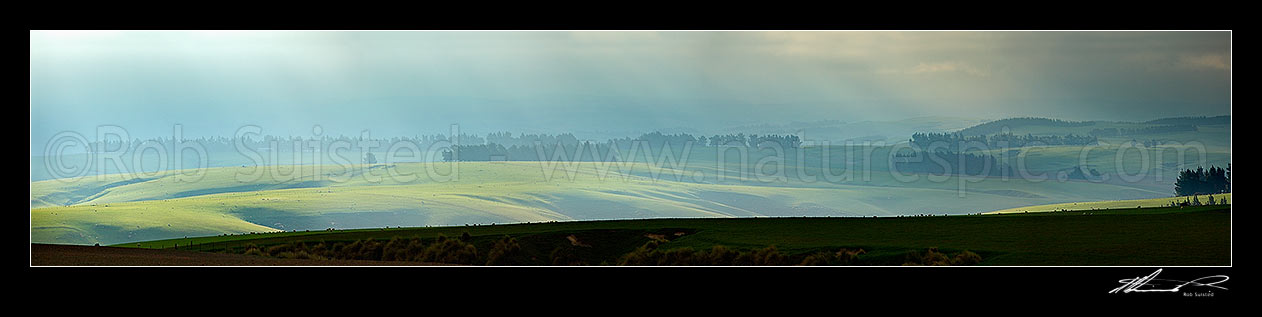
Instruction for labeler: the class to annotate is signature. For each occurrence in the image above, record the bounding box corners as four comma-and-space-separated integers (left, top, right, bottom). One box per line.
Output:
1109, 269, 1229, 294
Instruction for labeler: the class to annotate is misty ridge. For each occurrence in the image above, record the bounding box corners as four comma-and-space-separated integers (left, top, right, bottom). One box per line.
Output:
42, 115, 1227, 154
32, 115, 1228, 183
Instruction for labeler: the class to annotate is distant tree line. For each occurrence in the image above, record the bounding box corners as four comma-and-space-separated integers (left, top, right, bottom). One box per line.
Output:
80, 133, 489, 154
1089, 125, 1198, 137
484, 132, 581, 147
986, 132, 1097, 147
956, 117, 1095, 136
1145, 115, 1229, 126
910, 132, 1097, 150
616, 131, 701, 148
442, 142, 617, 162
607, 132, 801, 149
443, 131, 802, 162
1174, 165, 1230, 196
74, 130, 793, 156
703, 133, 802, 148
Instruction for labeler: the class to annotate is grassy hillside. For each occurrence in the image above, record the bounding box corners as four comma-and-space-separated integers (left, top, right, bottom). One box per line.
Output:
985, 193, 1231, 214
117, 205, 1231, 266
33, 158, 1194, 245
31, 118, 1229, 246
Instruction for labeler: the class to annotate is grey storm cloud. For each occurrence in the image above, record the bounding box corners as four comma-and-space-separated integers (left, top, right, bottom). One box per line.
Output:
31, 31, 1230, 150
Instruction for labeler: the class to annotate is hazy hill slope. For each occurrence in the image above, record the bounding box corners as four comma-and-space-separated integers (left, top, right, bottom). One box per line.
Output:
33, 159, 1192, 245
985, 193, 1231, 214
954, 115, 1230, 139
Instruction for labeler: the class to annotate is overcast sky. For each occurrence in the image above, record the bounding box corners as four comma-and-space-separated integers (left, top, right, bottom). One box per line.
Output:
30, 31, 1230, 151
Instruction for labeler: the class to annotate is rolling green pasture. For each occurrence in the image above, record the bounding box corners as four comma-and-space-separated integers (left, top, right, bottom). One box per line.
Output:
121, 205, 1231, 266
985, 193, 1231, 214
32, 158, 1188, 245
31, 121, 1230, 246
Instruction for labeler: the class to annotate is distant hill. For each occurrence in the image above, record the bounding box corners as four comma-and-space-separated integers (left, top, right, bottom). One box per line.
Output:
957, 117, 1095, 136
719, 116, 987, 143
957, 115, 1230, 136
1145, 115, 1230, 126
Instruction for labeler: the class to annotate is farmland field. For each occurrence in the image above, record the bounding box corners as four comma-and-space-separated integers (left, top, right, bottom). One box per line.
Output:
986, 193, 1231, 214
32, 118, 1230, 247
30, 117, 1231, 247
113, 205, 1231, 266
32, 156, 1211, 245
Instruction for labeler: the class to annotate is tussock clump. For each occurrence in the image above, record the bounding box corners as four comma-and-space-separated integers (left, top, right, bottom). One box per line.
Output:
381, 237, 426, 261
550, 246, 586, 266
277, 250, 325, 260
417, 235, 478, 264
485, 236, 527, 265
903, 247, 983, 266
243, 248, 265, 257
799, 248, 867, 266
617, 242, 793, 266
242, 243, 264, 256
798, 252, 834, 266
951, 250, 982, 266
228, 234, 487, 264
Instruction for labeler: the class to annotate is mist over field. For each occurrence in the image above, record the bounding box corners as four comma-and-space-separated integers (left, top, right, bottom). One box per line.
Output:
30, 31, 1231, 246
31, 31, 1229, 151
